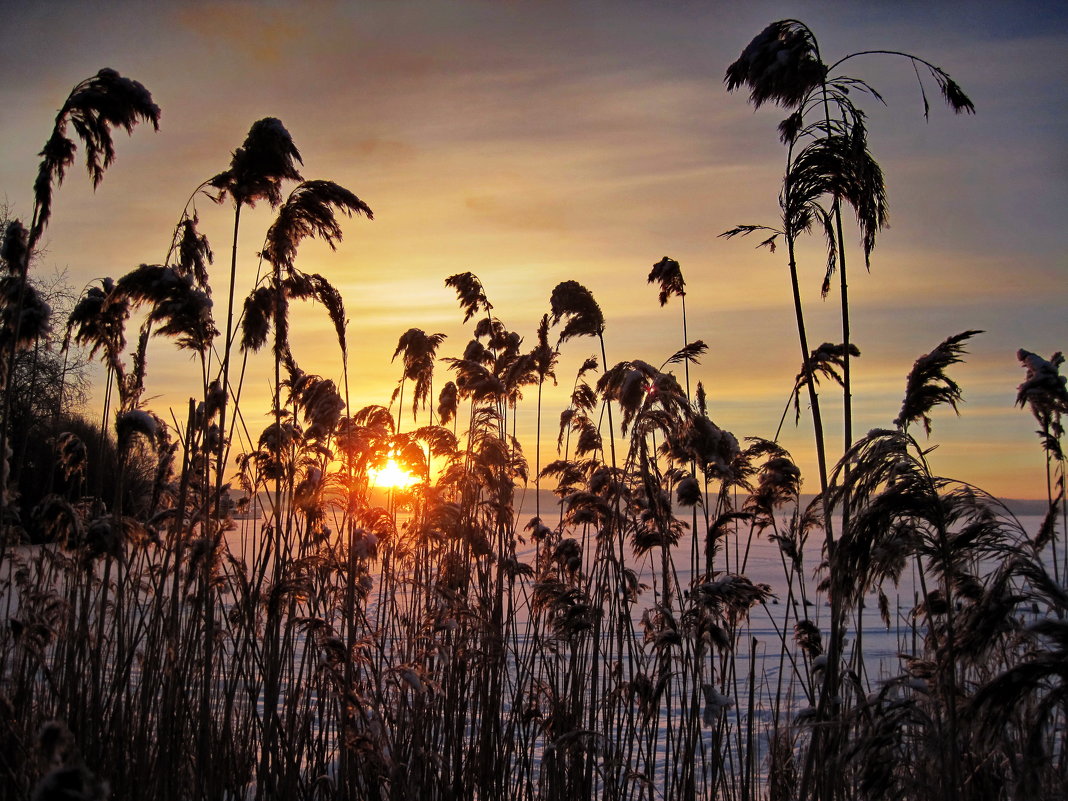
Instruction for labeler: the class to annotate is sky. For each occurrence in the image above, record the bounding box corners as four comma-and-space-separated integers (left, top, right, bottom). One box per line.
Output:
1, 0, 1065, 499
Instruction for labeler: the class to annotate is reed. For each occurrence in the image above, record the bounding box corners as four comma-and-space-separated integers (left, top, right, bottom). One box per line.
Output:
0, 36, 1061, 801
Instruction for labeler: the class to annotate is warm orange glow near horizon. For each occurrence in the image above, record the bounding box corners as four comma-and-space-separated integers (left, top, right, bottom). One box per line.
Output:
368, 458, 419, 490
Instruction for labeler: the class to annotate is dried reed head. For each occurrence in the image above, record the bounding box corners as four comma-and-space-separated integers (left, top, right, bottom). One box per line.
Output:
445, 272, 493, 323
748, 449, 802, 515
549, 280, 604, 343
0, 276, 52, 366
263, 180, 372, 272
66, 279, 128, 374
725, 21, 826, 110
666, 413, 740, 480
241, 285, 274, 352
114, 264, 217, 353
172, 214, 213, 290
792, 343, 861, 424
1, 220, 29, 276
208, 117, 303, 208
289, 371, 345, 442
436, 381, 458, 427
793, 619, 823, 658
783, 126, 887, 275
1016, 349, 1068, 433
115, 408, 161, 454
675, 475, 702, 507
531, 314, 559, 383
33, 68, 159, 240
33, 495, 82, 551
648, 257, 686, 306
53, 432, 87, 482
392, 328, 447, 419
691, 574, 773, 623
894, 330, 982, 434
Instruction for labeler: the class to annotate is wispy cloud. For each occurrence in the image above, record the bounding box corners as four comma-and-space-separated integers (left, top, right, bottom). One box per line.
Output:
173, 3, 314, 66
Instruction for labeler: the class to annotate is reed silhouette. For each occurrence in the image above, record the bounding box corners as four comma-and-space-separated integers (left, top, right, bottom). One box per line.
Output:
0, 29, 1063, 801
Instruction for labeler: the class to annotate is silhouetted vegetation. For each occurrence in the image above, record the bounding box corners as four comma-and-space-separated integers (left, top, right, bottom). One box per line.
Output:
0, 27, 1064, 801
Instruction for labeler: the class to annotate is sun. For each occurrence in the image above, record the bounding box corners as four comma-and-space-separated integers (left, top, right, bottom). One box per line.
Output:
369, 457, 418, 489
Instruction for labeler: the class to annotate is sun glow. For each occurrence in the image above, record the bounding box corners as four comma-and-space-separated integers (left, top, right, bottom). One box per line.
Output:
369, 458, 419, 489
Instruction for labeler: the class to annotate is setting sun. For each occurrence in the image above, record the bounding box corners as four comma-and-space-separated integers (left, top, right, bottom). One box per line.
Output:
368, 457, 418, 489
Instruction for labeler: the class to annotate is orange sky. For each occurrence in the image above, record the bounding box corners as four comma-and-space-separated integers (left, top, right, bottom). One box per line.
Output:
1, 0, 1065, 499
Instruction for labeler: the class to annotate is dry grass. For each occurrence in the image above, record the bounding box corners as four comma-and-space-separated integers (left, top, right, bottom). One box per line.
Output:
0, 41, 1064, 801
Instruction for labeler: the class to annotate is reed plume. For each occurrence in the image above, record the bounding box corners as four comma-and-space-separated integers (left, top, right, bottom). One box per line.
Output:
392, 328, 447, 422
31, 68, 160, 244
1016, 349, 1068, 433
725, 20, 826, 110
208, 118, 303, 209
549, 280, 604, 343
894, 330, 982, 434
113, 264, 217, 354
445, 272, 494, 324
262, 179, 372, 272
